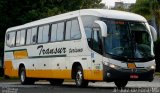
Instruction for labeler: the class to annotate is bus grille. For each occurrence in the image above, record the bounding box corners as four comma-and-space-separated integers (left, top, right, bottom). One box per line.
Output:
121, 68, 148, 73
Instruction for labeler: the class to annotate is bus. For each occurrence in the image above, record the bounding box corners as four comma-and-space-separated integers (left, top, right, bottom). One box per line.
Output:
4, 9, 157, 88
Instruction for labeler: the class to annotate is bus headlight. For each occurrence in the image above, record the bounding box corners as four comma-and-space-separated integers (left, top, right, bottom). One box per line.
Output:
150, 65, 156, 70
109, 64, 116, 68
103, 61, 120, 69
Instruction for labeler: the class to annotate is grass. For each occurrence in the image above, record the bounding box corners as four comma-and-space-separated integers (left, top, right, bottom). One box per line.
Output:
0, 76, 19, 82
0, 77, 3, 80
155, 72, 160, 77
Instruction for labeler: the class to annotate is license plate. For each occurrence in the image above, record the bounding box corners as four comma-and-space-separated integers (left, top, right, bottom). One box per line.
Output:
130, 75, 139, 79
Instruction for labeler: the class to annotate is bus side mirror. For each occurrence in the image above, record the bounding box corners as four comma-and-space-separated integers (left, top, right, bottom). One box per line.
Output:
94, 20, 107, 37
150, 25, 157, 41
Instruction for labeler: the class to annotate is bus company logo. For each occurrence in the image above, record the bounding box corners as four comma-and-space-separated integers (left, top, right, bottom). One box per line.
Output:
37, 45, 66, 55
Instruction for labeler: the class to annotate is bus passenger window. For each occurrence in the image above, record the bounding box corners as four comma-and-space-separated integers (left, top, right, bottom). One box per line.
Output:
71, 19, 81, 40
20, 30, 26, 45
26, 27, 37, 45
26, 29, 32, 45
31, 27, 37, 44
38, 25, 49, 43
57, 22, 64, 41
16, 31, 21, 46
43, 25, 49, 42
6, 32, 16, 47
16, 30, 26, 46
65, 21, 71, 40
38, 26, 43, 43
51, 24, 57, 42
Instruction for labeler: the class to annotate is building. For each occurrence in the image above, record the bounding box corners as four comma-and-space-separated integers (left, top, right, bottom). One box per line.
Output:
114, 2, 133, 10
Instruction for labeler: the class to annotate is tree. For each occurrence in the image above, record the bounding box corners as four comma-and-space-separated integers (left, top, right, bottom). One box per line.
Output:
114, 5, 127, 11
130, 0, 152, 20
130, 0, 160, 36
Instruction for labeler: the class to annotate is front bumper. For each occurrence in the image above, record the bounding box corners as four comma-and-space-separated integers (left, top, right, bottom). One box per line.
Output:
103, 65, 155, 82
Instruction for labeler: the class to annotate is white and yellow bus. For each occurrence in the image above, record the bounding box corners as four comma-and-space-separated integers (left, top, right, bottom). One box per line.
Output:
4, 9, 157, 88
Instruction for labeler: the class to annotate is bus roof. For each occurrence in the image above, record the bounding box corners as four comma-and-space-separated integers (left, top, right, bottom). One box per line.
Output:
6, 9, 147, 32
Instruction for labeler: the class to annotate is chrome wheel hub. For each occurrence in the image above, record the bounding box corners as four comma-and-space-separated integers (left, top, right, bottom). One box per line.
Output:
21, 71, 25, 82
76, 70, 82, 85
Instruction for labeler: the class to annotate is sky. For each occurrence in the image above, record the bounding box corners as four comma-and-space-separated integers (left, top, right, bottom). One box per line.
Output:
102, 0, 137, 7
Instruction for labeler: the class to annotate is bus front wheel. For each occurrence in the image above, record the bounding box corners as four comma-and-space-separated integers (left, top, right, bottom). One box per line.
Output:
19, 67, 35, 85
75, 66, 88, 87
114, 80, 128, 88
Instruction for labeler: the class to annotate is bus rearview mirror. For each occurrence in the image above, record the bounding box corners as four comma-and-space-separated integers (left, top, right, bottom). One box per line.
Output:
94, 20, 107, 37
150, 25, 157, 41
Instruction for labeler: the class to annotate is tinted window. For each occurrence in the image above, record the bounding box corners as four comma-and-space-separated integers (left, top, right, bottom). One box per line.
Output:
6, 32, 16, 47
57, 22, 64, 41
85, 28, 92, 47
93, 31, 102, 54
38, 25, 49, 43
65, 21, 71, 40
51, 24, 57, 42
71, 19, 81, 40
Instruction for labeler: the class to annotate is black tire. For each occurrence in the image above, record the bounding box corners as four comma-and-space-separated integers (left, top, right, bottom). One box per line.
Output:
49, 79, 64, 86
19, 67, 35, 85
75, 66, 88, 88
114, 80, 128, 88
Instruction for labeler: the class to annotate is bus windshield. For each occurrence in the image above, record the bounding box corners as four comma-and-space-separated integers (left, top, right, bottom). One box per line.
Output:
103, 19, 153, 60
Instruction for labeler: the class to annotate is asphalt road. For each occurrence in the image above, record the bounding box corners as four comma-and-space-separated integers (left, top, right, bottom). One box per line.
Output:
0, 76, 160, 93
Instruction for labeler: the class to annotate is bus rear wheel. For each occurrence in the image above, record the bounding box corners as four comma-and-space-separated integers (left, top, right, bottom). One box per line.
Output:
114, 80, 128, 88
75, 66, 88, 87
49, 79, 64, 86
19, 67, 35, 85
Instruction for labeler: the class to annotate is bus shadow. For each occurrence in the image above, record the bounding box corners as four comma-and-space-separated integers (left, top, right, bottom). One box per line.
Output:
61, 84, 116, 90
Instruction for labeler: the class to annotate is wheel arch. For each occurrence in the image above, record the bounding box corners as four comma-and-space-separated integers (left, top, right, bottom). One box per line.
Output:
18, 63, 25, 76
71, 62, 83, 79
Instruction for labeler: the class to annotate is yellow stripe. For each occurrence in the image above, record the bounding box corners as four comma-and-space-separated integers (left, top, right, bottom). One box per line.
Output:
4, 60, 103, 81
4, 61, 18, 77
26, 70, 71, 79
13, 50, 28, 59
84, 70, 103, 81
27, 69, 103, 80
